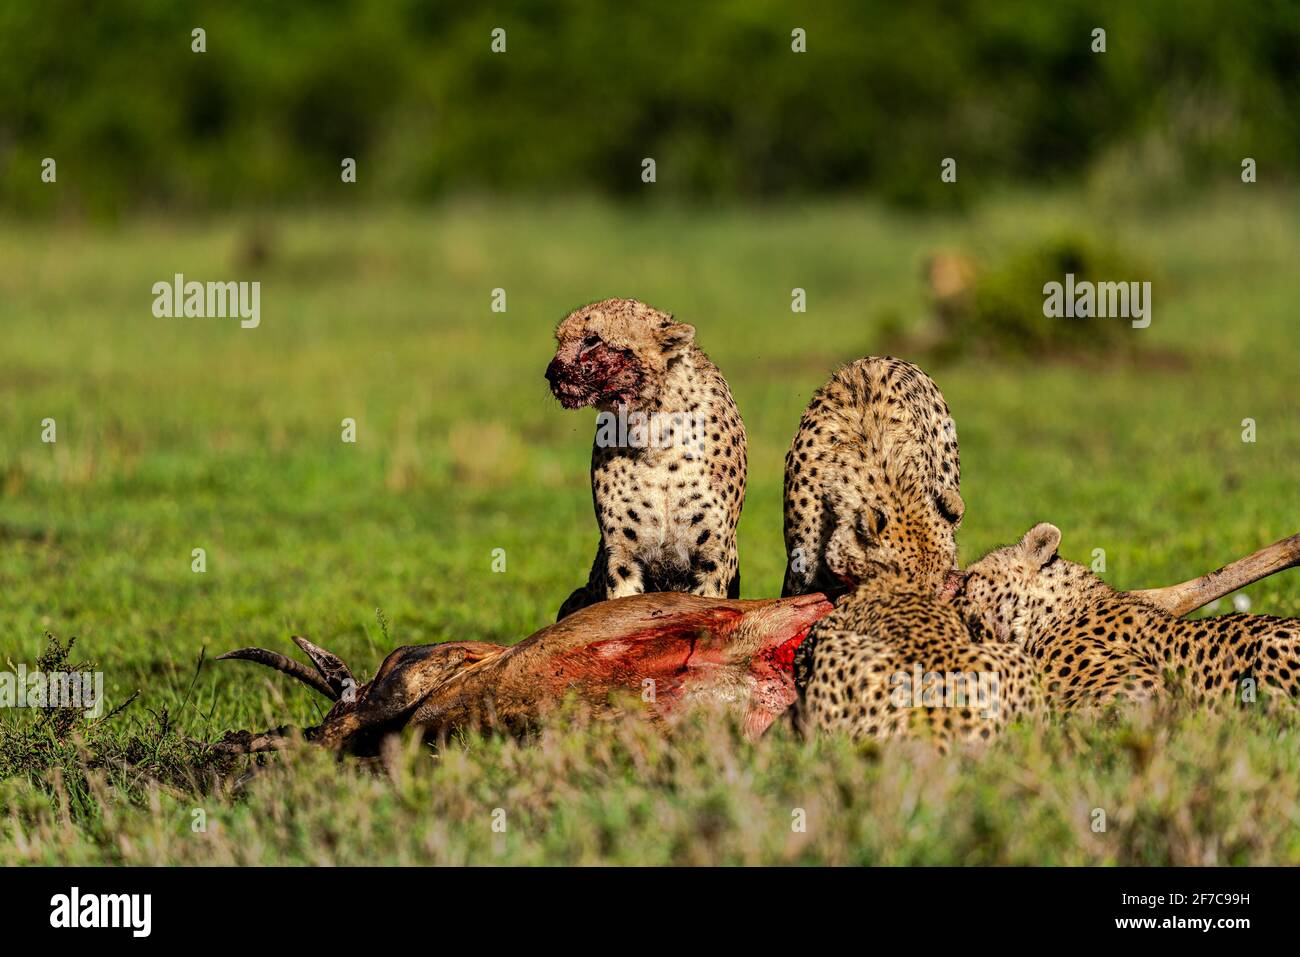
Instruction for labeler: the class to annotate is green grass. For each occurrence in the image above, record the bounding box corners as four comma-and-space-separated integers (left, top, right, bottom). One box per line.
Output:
2, 191, 1299, 864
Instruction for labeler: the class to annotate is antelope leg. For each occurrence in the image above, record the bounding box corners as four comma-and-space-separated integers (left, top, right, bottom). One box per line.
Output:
210, 726, 298, 755
1130, 532, 1300, 616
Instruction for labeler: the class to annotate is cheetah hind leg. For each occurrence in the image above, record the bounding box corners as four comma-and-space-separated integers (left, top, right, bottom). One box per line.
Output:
1250, 626, 1300, 711
1061, 655, 1166, 713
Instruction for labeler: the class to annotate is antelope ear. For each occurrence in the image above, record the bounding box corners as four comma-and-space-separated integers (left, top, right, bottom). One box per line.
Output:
937, 488, 965, 526
1020, 523, 1061, 570
456, 641, 504, 664
657, 321, 695, 350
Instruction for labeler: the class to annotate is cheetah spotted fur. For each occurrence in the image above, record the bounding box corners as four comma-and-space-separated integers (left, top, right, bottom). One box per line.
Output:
793, 566, 1044, 751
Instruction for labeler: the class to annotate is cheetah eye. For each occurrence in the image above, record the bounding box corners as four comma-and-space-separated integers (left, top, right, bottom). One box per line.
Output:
580, 335, 601, 351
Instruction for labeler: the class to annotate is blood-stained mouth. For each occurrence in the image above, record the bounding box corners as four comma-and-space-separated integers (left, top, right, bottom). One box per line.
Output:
595, 386, 638, 409
939, 570, 966, 601
546, 342, 643, 412
545, 362, 595, 408
823, 573, 859, 604
550, 379, 637, 412
552, 382, 594, 408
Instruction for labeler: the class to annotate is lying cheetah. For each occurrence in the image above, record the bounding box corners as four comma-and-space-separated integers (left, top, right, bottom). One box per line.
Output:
546, 298, 746, 620
783, 357, 964, 599
793, 564, 1043, 751
959, 523, 1300, 710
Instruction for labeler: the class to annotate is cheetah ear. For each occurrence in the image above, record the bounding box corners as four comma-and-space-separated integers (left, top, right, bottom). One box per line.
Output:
1020, 523, 1061, 570
657, 321, 695, 351
854, 505, 888, 541
936, 488, 965, 526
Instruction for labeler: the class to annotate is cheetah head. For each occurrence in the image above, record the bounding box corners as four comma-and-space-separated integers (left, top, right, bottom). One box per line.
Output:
956, 522, 1086, 642
545, 298, 695, 413
822, 478, 965, 598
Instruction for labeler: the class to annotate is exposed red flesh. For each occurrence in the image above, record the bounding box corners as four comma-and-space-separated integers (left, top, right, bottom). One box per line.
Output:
939, 569, 966, 601
499, 595, 832, 738
757, 626, 812, 675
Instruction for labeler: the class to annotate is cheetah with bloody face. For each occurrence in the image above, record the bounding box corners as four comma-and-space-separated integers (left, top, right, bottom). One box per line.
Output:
793, 566, 1044, 751
783, 357, 964, 599
546, 299, 746, 620
959, 523, 1300, 710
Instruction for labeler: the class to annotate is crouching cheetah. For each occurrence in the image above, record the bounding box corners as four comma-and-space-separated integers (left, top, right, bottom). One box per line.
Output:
783, 357, 964, 599
959, 523, 1300, 711
793, 564, 1044, 751
546, 298, 746, 620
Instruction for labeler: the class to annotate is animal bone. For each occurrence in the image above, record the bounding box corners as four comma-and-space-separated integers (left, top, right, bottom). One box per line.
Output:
1128, 532, 1300, 616
215, 592, 834, 755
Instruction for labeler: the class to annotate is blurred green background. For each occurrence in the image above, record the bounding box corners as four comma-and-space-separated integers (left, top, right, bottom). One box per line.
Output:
2, 0, 1298, 215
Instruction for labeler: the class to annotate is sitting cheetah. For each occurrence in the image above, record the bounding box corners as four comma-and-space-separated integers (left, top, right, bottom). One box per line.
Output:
793, 564, 1043, 751
546, 298, 746, 620
959, 523, 1300, 710
782, 357, 964, 599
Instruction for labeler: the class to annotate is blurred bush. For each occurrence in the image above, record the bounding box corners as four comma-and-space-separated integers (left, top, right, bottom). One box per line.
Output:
965, 235, 1150, 357
883, 235, 1156, 361
1, 0, 1296, 217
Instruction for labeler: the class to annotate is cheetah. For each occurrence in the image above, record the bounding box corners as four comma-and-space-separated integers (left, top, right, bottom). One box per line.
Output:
782, 357, 964, 599
793, 564, 1043, 751
959, 523, 1300, 711
546, 298, 746, 620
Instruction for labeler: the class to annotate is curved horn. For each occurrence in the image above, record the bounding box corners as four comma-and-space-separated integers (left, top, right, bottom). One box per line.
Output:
1130, 532, 1300, 616
217, 647, 337, 700
291, 635, 355, 699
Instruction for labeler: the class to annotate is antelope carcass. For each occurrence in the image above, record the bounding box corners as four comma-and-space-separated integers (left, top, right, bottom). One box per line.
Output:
215, 591, 833, 755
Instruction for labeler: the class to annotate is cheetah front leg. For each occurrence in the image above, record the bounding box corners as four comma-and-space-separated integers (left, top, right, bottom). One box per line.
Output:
602, 538, 646, 600
780, 498, 816, 597
689, 519, 737, 598
781, 504, 830, 597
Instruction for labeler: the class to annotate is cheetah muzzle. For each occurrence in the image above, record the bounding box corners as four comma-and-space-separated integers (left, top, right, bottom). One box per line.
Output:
545, 337, 644, 410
